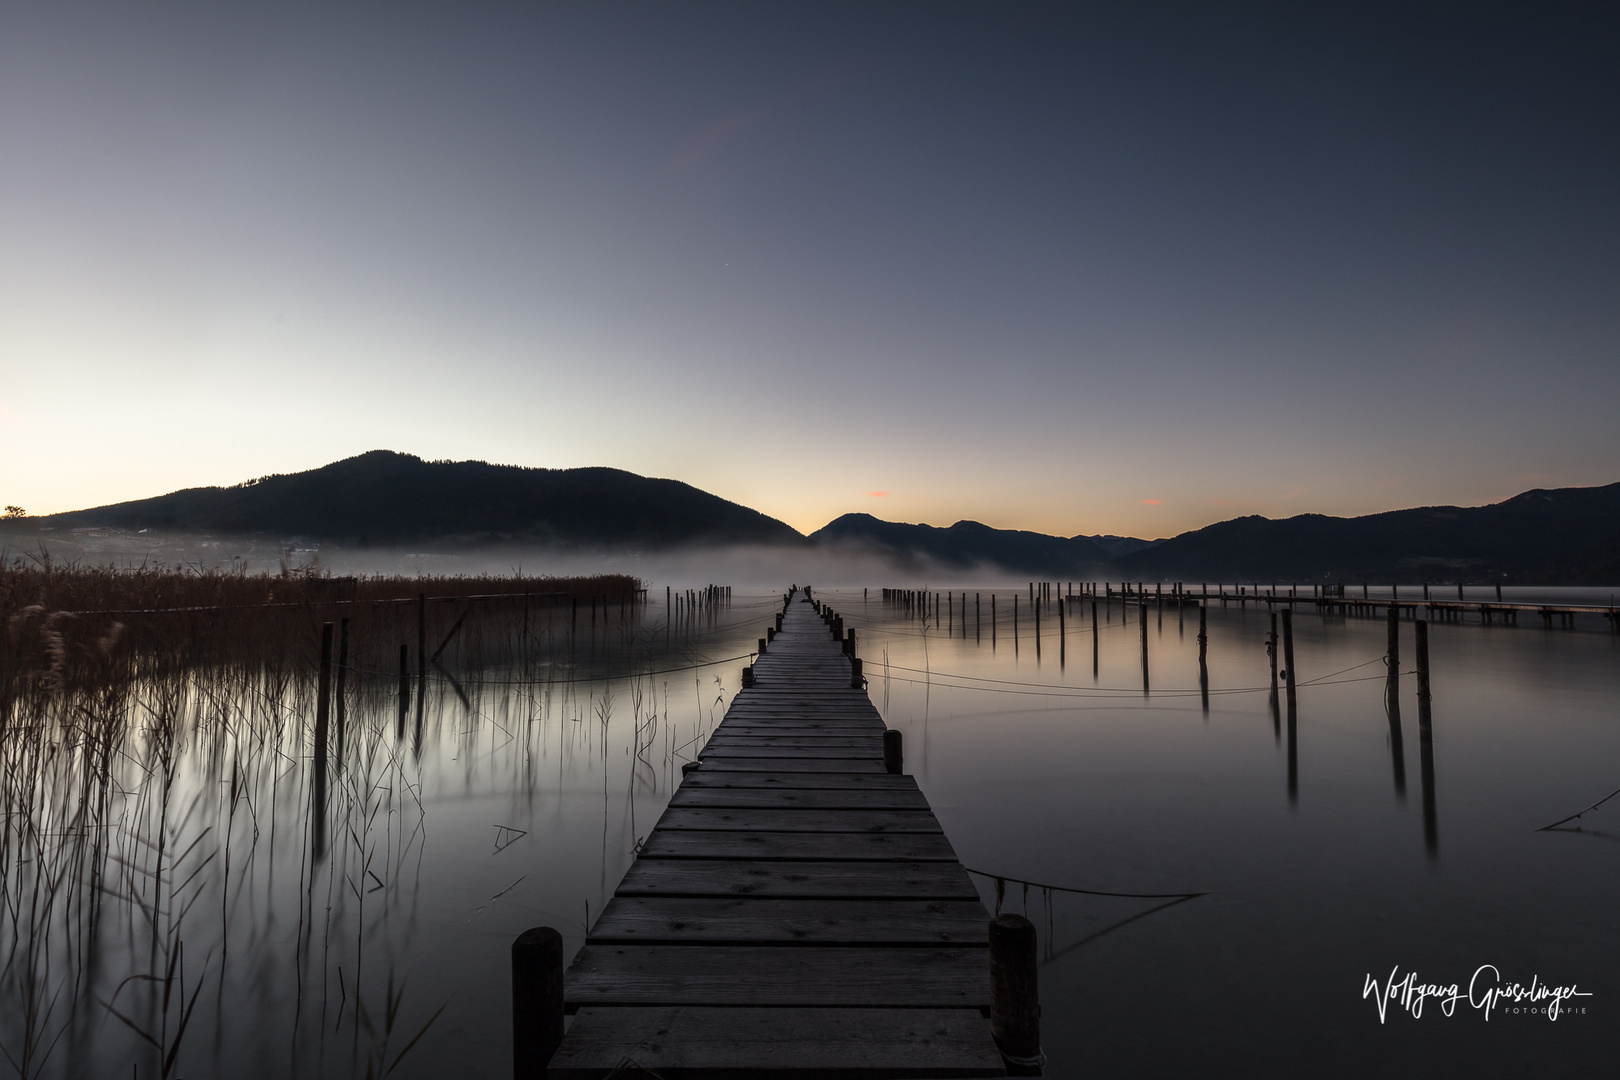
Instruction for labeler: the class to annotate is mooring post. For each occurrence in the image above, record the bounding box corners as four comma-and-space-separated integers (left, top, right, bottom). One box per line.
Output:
335, 617, 350, 767
758, 636, 768, 656
1139, 597, 1149, 694
1267, 612, 1278, 689
1091, 600, 1099, 676
1415, 619, 1437, 856
417, 592, 427, 688
1415, 619, 1432, 733
989, 913, 1044, 1074
1281, 609, 1297, 713
1058, 597, 1065, 666
512, 926, 564, 1080
1386, 605, 1401, 701
850, 656, 863, 689
397, 643, 410, 738
883, 727, 902, 773
315, 621, 333, 776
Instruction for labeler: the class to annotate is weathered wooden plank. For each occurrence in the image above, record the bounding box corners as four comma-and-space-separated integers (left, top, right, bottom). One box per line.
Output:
549, 1007, 1005, 1078
587, 897, 989, 944
653, 807, 943, 833
636, 829, 957, 862
670, 787, 930, 810
697, 757, 889, 774
699, 745, 879, 759
679, 772, 918, 791
703, 736, 883, 750
617, 859, 978, 899
564, 946, 988, 1008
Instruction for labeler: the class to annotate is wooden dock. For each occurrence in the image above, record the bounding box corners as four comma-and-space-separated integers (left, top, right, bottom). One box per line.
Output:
545, 590, 1011, 1078
1052, 584, 1619, 630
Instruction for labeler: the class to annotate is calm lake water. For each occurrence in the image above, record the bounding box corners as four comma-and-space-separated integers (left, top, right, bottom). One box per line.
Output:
4, 584, 1616, 1078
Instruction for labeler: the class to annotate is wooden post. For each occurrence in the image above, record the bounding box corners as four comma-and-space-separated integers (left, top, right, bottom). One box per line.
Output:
1415, 619, 1432, 734
1281, 609, 1297, 713
1058, 595, 1065, 666
1495, 583, 1503, 602
850, 656, 863, 689
883, 728, 902, 773
397, 643, 410, 739
1386, 606, 1405, 796
1267, 612, 1277, 690
1386, 605, 1401, 701
758, 636, 768, 656
314, 621, 333, 859
417, 592, 427, 688
1282, 609, 1297, 802
1415, 619, 1437, 857
742, 665, 754, 688
512, 926, 564, 1079
1091, 600, 1099, 676
989, 914, 1044, 1071
335, 617, 350, 767
1139, 596, 1149, 694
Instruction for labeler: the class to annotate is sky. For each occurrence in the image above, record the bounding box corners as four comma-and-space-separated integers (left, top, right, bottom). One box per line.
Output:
2, 2, 1616, 540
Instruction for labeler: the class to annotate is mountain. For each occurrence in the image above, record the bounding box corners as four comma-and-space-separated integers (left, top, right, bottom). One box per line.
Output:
1085, 534, 1162, 558
1111, 482, 1620, 584
810, 514, 1116, 576
39, 451, 810, 549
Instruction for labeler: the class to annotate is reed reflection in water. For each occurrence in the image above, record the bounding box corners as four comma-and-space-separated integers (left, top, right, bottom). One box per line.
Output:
0, 575, 766, 1079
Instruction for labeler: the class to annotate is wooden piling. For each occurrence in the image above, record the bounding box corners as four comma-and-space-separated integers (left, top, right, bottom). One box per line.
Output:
512, 926, 564, 1079
397, 643, 410, 738
989, 914, 1043, 1072
883, 727, 903, 774
1415, 619, 1432, 734
315, 622, 333, 773
1267, 613, 1277, 690
850, 656, 863, 689
1281, 609, 1297, 714
1058, 595, 1066, 666
1386, 607, 1405, 796
417, 592, 427, 688
314, 621, 333, 858
1091, 600, 1099, 677
1139, 597, 1149, 694
335, 617, 350, 767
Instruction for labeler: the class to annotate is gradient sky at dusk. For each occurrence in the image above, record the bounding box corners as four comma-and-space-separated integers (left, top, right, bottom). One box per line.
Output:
3, 3, 1616, 538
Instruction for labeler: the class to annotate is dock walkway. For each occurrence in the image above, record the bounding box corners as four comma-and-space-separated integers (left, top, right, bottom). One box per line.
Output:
548, 591, 1007, 1078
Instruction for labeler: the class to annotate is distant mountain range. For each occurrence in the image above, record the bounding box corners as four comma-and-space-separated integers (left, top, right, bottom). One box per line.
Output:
1110, 483, 1620, 584
37, 451, 808, 550
809, 514, 1147, 576
26, 452, 1620, 582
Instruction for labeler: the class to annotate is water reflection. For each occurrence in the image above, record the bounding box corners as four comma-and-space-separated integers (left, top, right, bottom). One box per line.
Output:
0, 585, 763, 1079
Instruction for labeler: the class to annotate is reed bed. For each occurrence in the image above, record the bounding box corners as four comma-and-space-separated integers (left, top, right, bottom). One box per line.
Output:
0, 564, 742, 1079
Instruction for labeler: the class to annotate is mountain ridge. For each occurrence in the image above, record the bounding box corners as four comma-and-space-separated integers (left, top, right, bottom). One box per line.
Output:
38, 450, 810, 550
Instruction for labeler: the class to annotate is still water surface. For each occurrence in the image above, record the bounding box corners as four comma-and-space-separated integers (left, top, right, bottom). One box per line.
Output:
5, 585, 1616, 1078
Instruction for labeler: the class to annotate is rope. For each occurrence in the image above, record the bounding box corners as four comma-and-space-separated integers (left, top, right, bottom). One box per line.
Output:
965, 867, 1206, 900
